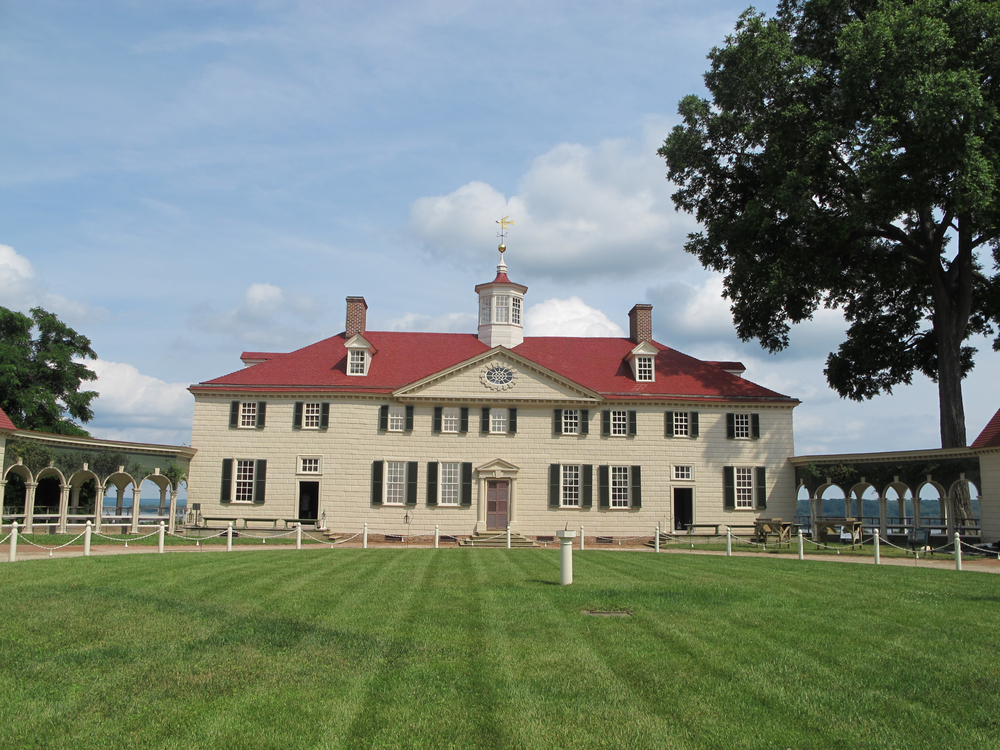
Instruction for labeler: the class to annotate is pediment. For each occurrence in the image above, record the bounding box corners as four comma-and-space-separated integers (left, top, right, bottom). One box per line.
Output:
345, 333, 375, 352
477, 458, 520, 474
628, 341, 658, 358
394, 348, 601, 402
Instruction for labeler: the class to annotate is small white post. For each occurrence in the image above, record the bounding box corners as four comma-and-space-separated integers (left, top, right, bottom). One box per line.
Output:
158, 521, 165, 554
84, 521, 92, 557
580, 526, 584, 551
726, 527, 732, 557
556, 529, 577, 585
296, 523, 302, 550
874, 532, 881, 565
798, 528, 804, 560
363, 522, 368, 549
9, 521, 18, 563
434, 525, 439, 549
506, 525, 511, 549
227, 522, 233, 552
955, 531, 962, 571
655, 525, 660, 553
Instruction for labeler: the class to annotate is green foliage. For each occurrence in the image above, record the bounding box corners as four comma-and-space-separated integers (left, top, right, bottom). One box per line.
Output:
161, 462, 186, 488
0, 306, 98, 435
5, 437, 53, 474
89, 450, 126, 480
660, 0, 1000, 447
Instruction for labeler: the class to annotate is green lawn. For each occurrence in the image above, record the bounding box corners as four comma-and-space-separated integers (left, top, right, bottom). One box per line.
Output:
1, 550, 998, 749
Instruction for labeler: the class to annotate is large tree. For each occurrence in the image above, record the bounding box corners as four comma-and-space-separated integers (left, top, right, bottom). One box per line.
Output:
660, 0, 1000, 450
0, 306, 98, 436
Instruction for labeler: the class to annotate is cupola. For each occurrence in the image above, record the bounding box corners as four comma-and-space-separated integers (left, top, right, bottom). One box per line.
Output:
475, 241, 527, 348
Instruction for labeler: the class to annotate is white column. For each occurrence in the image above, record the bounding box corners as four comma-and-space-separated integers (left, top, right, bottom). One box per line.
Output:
655, 525, 660, 553
57, 484, 71, 534
168, 489, 179, 534
363, 522, 368, 549
506, 525, 511, 549
8, 520, 18, 562
130, 486, 141, 534
580, 526, 584, 551
84, 521, 92, 556
158, 522, 165, 553
955, 531, 962, 571
556, 529, 577, 585
24, 482, 37, 535
434, 525, 439, 549
94, 484, 105, 533
296, 523, 302, 550
227, 522, 233, 552
873, 530, 880, 565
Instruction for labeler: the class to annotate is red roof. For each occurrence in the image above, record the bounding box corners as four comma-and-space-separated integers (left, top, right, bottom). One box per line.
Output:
0, 406, 16, 431
193, 332, 794, 403
972, 408, 1000, 448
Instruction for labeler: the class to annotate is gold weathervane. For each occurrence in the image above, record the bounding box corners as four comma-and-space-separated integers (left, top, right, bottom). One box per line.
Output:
496, 215, 514, 253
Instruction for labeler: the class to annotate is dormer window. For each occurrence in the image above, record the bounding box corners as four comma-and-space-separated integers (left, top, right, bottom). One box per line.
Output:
627, 342, 658, 382
495, 295, 509, 323
345, 333, 375, 376
636, 356, 654, 381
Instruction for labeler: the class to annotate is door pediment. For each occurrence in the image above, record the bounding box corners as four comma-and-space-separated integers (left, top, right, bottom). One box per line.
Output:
477, 458, 519, 479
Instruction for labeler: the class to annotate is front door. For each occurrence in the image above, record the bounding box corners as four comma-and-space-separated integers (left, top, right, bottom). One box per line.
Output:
298, 481, 319, 521
673, 487, 693, 531
486, 480, 509, 529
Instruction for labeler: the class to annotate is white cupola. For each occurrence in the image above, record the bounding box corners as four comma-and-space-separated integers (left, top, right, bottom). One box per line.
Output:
475, 242, 527, 348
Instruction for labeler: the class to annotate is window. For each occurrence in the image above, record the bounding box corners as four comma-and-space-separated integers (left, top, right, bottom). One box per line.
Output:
611, 410, 628, 436
735, 467, 754, 508
636, 356, 654, 381
674, 465, 693, 481
441, 407, 460, 433
611, 466, 630, 508
480, 296, 491, 324
240, 402, 257, 428
495, 295, 509, 323
234, 460, 255, 503
673, 412, 689, 437
562, 409, 579, 434
300, 457, 320, 474
511, 297, 521, 325
388, 405, 405, 432
733, 413, 750, 439
385, 462, 406, 505
490, 408, 507, 433
349, 349, 367, 375
727, 412, 758, 439
665, 410, 698, 438
562, 465, 581, 507
439, 462, 460, 505
303, 403, 321, 429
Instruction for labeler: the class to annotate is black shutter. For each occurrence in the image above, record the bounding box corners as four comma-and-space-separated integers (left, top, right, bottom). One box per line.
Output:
554, 409, 563, 435
426, 462, 438, 506
508, 408, 517, 433
582, 465, 593, 508
724, 466, 735, 510
229, 401, 240, 428
664, 411, 674, 437
601, 410, 611, 436
320, 403, 330, 429
256, 402, 266, 428
379, 405, 389, 431
549, 464, 560, 507
756, 466, 767, 509
433, 407, 442, 432
481, 407, 490, 434
406, 462, 418, 505
371, 461, 384, 505
599, 466, 610, 508
253, 460, 267, 504
751, 413, 760, 439
690, 412, 699, 438
580, 409, 589, 434
628, 410, 637, 436
630, 466, 641, 508
461, 463, 473, 506
459, 407, 469, 434
220, 459, 233, 504
405, 406, 414, 432
293, 402, 303, 429
726, 413, 736, 439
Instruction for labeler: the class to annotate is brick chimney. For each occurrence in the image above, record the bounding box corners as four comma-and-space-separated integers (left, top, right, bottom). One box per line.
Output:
628, 304, 652, 343
346, 296, 368, 337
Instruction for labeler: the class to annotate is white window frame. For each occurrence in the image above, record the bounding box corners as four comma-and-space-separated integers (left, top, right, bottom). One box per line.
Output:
348, 349, 368, 376
636, 356, 654, 382
610, 466, 630, 508
490, 408, 507, 434
561, 464, 581, 507
611, 410, 628, 436
511, 297, 522, 325
673, 411, 689, 437
562, 409, 579, 435
673, 465, 693, 481
441, 407, 460, 433
298, 456, 322, 475
494, 295, 509, 323
239, 402, 257, 429
234, 459, 255, 503
733, 413, 751, 439
735, 467, 754, 509
439, 462, 460, 506
302, 402, 322, 429
384, 461, 406, 505
480, 296, 491, 325
388, 405, 406, 432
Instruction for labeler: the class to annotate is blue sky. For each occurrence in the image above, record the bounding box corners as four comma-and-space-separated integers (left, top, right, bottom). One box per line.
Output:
2, 0, 998, 453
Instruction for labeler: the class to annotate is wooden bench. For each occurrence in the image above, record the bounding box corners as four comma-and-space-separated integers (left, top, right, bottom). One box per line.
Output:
686, 523, 722, 535
817, 519, 863, 549
754, 518, 792, 547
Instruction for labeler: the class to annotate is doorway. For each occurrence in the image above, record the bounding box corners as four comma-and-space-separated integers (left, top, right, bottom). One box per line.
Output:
486, 480, 509, 529
298, 481, 319, 521
673, 487, 693, 531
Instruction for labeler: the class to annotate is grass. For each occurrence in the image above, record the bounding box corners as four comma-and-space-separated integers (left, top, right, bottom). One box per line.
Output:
1, 550, 998, 749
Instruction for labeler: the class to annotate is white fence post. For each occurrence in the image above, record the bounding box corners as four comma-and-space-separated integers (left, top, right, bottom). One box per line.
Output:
506, 525, 511, 549
363, 522, 368, 549
8, 521, 18, 563
84, 520, 92, 557
655, 525, 660, 553
434, 525, 439, 549
580, 526, 584, 551
296, 523, 302, 550
227, 522, 233, 552
874, 532, 881, 565
158, 521, 165, 554
798, 528, 804, 560
955, 531, 962, 571
726, 527, 732, 557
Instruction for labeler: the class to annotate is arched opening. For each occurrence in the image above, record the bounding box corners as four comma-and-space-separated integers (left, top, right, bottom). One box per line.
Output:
885, 486, 913, 529
139, 477, 171, 526
3, 468, 29, 523
34, 470, 64, 529
796, 485, 811, 527
916, 482, 945, 536
820, 485, 847, 518
102, 473, 136, 530
949, 479, 981, 536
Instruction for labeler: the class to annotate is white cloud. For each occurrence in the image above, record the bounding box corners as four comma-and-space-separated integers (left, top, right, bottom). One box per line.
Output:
187, 282, 324, 347
0, 243, 108, 323
525, 297, 626, 337
86, 359, 193, 445
408, 124, 698, 280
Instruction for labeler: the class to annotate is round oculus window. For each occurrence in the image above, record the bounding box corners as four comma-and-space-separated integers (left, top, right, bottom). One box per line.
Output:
482, 364, 517, 391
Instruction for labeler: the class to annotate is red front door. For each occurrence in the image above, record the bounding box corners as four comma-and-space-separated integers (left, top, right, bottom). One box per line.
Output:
487, 480, 509, 529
